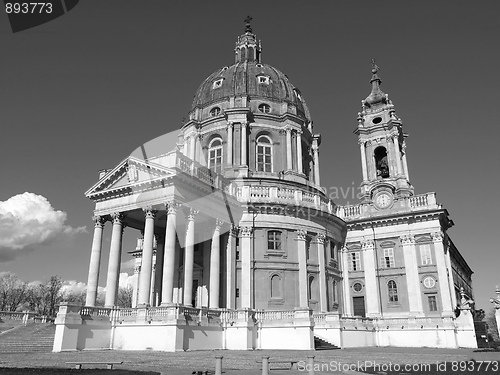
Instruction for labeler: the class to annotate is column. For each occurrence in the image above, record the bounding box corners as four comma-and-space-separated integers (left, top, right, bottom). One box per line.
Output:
161, 202, 180, 305
312, 147, 320, 186
105, 212, 125, 307
296, 230, 309, 308
359, 140, 368, 181
296, 130, 303, 174
316, 233, 328, 312
131, 261, 140, 308
183, 207, 198, 306
393, 135, 403, 175
445, 244, 457, 308
285, 127, 292, 171
149, 236, 158, 306
362, 239, 380, 317
402, 141, 410, 181
432, 231, 454, 316
189, 135, 195, 160
153, 236, 164, 306
137, 207, 157, 306
241, 122, 248, 166
226, 122, 233, 167
209, 219, 223, 308
85, 216, 105, 307
197, 134, 204, 166
400, 235, 424, 315
341, 246, 352, 316
240, 226, 252, 308
226, 225, 237, 309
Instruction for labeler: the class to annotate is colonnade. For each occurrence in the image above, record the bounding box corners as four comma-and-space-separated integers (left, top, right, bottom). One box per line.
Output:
85, 203, 235, 309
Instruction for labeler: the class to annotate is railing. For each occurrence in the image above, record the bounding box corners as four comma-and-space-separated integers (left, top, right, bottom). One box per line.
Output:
80, 306, 112, 317
254, 310, 296, 321
312, 313, 326, 322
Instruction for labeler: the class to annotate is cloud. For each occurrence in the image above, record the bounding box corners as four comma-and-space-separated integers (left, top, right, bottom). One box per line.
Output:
118, 272, 136, 289
0, 192, 87, 262
60, 280, 87, 295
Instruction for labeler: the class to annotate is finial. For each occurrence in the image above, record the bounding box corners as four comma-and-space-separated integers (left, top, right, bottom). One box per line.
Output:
244, 15, 253, 33
371, 58, 379, 74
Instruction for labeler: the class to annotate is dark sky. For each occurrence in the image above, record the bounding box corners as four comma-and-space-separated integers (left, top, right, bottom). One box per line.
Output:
0, 1, 499, 310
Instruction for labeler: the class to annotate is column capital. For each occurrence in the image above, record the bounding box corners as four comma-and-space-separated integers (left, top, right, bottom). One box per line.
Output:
341, 245, 349, 253
226, 121, 234, 129
214, 218, 224, 231
110, 212, 125, 225
133, 265, 141, 274
296, 129, 303, 136
185, 206, 199, 221
316, 233, 326, 244
165, 201, 182, 215
240, 226, 253, 237
229, 224, 239, 237
92, 215, 106, 229
295, 229, 307, 241
358, 139, 366, 146
361, 239, 374, 249
400, 234, 415, 245
431, 231, 444, 243
143, 206, 158, 219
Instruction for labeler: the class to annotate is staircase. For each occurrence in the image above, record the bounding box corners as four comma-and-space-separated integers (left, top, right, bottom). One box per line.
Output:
314, 335, 340, 350
0, 323, 55, 353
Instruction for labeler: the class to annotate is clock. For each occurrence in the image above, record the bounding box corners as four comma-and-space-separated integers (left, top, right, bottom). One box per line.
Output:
375, 192, 392, 209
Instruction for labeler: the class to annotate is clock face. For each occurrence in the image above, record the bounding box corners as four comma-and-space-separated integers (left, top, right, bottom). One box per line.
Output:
375, 193, 392, 209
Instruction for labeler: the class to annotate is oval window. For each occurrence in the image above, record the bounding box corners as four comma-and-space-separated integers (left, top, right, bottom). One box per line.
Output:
258, 103, 271, 113
210, 107, 221, 117
353, 282, 363, 292
372, 117, 382, 124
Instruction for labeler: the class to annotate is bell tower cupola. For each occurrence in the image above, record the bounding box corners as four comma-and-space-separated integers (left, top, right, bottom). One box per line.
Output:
355, 60, 413, 203
234, 16, 262, 63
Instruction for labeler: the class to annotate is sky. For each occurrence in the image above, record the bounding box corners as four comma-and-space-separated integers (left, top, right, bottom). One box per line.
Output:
0, 1, 499, 310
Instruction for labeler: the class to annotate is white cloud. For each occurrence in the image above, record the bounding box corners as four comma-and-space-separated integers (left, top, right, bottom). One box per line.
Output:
0, 192, 87, 262
60, 280, 87, 295
118, 272, 136, 289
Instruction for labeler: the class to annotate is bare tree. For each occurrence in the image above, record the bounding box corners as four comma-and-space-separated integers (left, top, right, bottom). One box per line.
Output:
117, 285, 133, 308
0, 273, 28, 311
485, 307, 499, 342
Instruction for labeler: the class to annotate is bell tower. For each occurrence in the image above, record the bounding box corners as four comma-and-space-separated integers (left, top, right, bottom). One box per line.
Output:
355, 60, 413, 205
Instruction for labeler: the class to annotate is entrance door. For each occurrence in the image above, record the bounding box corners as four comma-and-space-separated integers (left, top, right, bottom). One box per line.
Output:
352, 296, 366, 317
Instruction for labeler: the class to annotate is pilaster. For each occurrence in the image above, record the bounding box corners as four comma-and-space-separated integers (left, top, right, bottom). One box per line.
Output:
400, 234, 424, 316
240, 226, 253, 309
362, 239, 380, 317
432, 231, 454, 317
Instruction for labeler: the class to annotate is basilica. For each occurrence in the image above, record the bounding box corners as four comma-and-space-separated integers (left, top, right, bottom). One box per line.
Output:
53, 20, 477, 352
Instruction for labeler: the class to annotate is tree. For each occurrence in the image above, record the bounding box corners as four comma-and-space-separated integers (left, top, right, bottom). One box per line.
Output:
485, 307, 499, 342
0, 273, 28, 311
24, 276, 63, 316
116, 285, 133, 308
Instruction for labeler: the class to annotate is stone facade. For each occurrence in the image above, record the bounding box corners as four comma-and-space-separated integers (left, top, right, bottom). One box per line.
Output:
53, 22, 477, 352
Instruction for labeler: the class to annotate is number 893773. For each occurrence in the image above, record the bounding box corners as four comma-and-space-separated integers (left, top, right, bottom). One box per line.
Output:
5, 2, 52, 13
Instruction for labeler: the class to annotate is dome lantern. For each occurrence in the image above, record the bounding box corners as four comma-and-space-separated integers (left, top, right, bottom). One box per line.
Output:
234, 16, 262, 63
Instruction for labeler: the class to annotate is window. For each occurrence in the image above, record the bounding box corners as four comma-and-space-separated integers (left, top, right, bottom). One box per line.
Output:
388, 280, 399, 302
420, 244, 432, 265
258, 103, 271, 113
208, 138, 223, 173
209, 107, 221, 117
349, 252, 361, 271
423, 276, 436, 289
380, 248, 395, 268
330, 241, 336, 260
308, 276, 315, 300
270, 275, 281, 298
212, 78, 224, 89
258, 76, 270, 84
428, 295, 438, 311
256, 135, 273, 172
268, 231, 282, 251
374, 146, 389, 178
353, 282, 363, 293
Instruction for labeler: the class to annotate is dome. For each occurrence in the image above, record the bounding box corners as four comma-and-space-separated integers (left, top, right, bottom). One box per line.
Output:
190, 61, 310, 120
188, 21, 311, 122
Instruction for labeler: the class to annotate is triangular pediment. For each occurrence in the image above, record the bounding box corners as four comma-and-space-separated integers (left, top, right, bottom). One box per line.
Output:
85, 157, 175, 198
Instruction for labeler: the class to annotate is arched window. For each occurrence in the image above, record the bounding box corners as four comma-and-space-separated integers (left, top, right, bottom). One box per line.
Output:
210, 107, 221, 117
271, 274, 281, 298
208, 138, 223, 173
256, 135, 272, 172
240, 47, 246, 61
388, 280, 399, 302
375, 146, 389, 178
308, 276, 315, 301
248, 47, 254, 61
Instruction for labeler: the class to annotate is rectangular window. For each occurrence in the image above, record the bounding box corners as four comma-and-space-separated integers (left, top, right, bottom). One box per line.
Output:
267, 231, 282, 251
428, 295, 438, 311
349, 252, 361, 271
380, 248, 395, 268
209, 148, 222, 173
420, 244, 432, 265
330, 241, 336, 260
